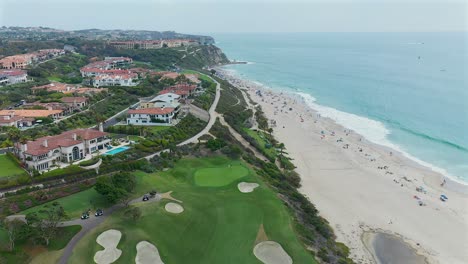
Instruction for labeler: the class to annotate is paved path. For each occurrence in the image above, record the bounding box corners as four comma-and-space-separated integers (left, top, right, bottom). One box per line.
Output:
57, 194, 161, 264
218, 115, 269, 162
144, 76, 220, 160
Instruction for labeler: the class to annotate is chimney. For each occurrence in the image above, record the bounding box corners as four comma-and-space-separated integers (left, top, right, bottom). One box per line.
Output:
43, 139, 48, 148
21, 143, 28, 152
72, 133, 77, 140
98, 122, 104, 132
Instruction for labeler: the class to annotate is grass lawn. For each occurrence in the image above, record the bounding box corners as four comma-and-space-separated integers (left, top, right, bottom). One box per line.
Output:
147, 126, 170, 134
48, 76, 63, 82
22, 188, 112, 220
243, 128, 277, 160
0, 154, 27, 178
68, 156, 317, 264
181, 70, 213, 83
194, 164, 248, 187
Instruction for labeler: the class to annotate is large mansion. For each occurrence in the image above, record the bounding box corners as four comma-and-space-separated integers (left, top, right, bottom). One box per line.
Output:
15, 128, 110, 172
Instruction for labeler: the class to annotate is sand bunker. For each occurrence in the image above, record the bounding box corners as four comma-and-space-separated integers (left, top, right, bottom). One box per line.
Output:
94, 229, 122, 264
238, 182, 259, 193
254, 241, 293, 264
164, 202, 184, 214
135, 241, 165, 264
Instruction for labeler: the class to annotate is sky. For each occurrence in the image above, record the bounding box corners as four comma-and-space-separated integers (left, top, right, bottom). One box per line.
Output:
0, 0, 466, 33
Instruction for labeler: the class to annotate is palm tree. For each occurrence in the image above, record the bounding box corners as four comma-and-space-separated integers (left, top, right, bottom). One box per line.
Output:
93, 111, 106, 130
277, 143, 285, 156
267, 127, 273, 137
7, 127, 21, 154
168, 143, 177, 154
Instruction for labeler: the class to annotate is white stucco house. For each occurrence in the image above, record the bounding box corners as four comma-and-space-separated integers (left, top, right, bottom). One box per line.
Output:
126, 107, 176, 126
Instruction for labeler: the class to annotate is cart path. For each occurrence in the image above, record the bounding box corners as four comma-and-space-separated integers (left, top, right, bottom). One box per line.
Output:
144, 74, 220, 160
57, 194, 162, 264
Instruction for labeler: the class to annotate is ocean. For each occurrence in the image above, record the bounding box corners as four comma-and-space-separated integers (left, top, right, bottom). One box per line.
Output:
211, 32, 468, 184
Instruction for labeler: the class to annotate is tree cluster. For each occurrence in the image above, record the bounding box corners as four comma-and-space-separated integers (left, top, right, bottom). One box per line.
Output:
95, 172, 136, 204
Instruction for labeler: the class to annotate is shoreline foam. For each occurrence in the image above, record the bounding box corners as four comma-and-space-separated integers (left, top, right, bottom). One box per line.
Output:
221, 66, 468, 187
214, 66, 468, 264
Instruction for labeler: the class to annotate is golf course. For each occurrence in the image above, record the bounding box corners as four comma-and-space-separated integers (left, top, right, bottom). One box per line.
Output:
63, 156, 317, 263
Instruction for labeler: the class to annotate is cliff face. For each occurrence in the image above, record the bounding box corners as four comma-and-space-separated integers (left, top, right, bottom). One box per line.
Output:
179, 45, 230, 69
199, 45, 230, 65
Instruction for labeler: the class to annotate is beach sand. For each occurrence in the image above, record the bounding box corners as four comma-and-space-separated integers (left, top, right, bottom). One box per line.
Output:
216, 68, 468, 264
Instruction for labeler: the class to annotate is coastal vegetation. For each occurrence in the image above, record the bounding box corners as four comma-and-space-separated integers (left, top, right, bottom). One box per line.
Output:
0, 223, 81, 264
27, 53, 88, 84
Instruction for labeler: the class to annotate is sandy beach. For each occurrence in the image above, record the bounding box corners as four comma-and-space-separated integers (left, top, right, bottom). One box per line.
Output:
216, 68, 468, 264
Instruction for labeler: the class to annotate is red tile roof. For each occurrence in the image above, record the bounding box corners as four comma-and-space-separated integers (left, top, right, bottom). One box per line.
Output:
19, 128, 108, 156
0, 109, 63, 118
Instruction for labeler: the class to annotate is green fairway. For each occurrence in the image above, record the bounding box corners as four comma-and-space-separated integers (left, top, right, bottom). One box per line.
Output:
68, 156, 317, 264
0, 154, 26, 178
22, 188, 111, 219
194, 165, 249, 187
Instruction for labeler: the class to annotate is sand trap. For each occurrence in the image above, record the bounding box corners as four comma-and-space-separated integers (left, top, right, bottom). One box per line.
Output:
135, 241, 165, 264
238, 182, 259, 193
94, 229, 122, 264
164, 202, 184, 214
254, 241, 293, 264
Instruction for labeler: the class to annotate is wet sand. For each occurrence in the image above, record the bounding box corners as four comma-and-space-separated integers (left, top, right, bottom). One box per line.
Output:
363, 232, 428, 264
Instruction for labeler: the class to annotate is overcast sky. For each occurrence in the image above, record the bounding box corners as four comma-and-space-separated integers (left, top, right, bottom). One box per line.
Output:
0, 0, 466, 33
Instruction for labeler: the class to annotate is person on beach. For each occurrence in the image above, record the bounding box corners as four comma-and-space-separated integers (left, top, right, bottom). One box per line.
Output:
441, 178, 447, 187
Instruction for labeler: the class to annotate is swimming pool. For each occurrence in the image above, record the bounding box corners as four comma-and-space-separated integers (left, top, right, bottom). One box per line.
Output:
103, 146, 130, 155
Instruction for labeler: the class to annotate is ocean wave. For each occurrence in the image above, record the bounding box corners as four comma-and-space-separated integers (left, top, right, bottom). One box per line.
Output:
387, 121, 468, 152
296, 92, 468, 185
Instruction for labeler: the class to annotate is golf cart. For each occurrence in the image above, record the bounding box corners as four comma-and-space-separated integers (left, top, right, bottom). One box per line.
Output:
142, 195, 149, 201
95, 209, 104, 217
81, 212, 90, 219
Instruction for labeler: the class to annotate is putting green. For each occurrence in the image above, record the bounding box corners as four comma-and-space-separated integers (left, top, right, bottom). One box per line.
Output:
194, 165, 249, 187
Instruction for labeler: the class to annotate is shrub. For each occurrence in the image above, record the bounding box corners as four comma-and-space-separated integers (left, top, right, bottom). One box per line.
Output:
79, 157, 100, 167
